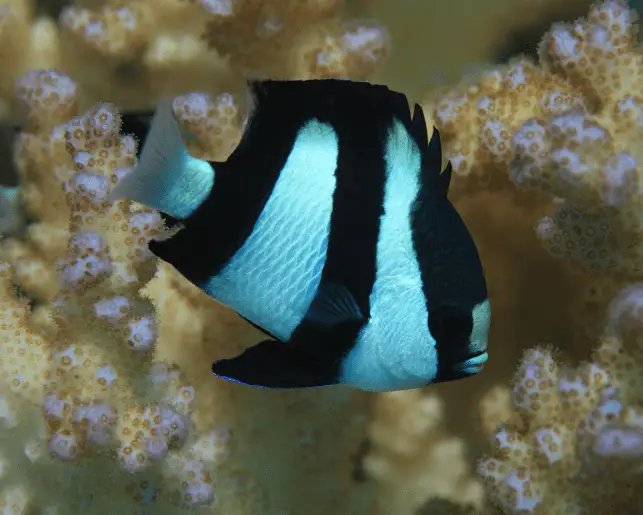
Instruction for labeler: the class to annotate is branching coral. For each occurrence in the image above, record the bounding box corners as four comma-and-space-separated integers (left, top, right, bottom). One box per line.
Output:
0, 0, 389, 121
423, 0, 643, 278
478, 285, 643, 514
0, 69, 224, 512
200, 0, 389, 79
0, 68, 375, 514
365, 390, 484, 515
412, 1, 643, 513
0, 0, 62, 118
171, 90, 242, 161
4, 0, 643, 514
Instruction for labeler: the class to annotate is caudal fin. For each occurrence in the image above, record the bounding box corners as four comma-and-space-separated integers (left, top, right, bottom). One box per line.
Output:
107, 100, 214, 220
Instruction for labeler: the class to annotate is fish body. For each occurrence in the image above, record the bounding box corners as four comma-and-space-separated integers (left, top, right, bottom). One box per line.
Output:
109, 79, 490, 392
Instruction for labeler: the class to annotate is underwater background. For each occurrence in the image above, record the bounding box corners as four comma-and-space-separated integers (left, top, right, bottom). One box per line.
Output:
0, 0, 642, 513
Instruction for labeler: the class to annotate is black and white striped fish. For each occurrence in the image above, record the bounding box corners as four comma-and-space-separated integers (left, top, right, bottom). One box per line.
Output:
108, 79, 491, 392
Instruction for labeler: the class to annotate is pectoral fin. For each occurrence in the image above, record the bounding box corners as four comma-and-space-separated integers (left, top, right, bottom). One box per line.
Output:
305, 282, 365, 327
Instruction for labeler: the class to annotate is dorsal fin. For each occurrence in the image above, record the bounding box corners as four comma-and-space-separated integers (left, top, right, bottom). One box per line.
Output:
411, 103, 429, 148
412, 103, 451, 196
244, 79, 413, 140
440, 160, 452, 194
426, 125, 442, 173
422, 125, 452, 196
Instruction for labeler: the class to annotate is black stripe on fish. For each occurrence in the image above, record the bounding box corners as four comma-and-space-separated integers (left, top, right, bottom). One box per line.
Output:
410, 112, 488, 382
213, 79, 424, 387
151, 80, 408, 293
147, 83, 303, 285
288, 80, 410, 381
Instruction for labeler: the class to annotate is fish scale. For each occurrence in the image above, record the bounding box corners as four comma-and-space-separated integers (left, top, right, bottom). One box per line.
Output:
202, 119, 338, 342
340, 119, 438, 390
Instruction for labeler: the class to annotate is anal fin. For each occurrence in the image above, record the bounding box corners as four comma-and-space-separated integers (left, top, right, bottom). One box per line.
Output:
212, 339, 336, 389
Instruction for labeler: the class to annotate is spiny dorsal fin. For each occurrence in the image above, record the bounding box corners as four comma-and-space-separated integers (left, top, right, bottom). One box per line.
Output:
413, 103, 450, 196
411, 103, 429, 148
425, 126, 452, 196
107, 99, 214, 220
426, 125, 442, 172
440, 160, 452, 194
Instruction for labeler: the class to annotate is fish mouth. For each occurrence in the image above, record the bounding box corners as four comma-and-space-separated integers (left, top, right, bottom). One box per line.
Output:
470, 350, 488, 362
452, 351, 488, 376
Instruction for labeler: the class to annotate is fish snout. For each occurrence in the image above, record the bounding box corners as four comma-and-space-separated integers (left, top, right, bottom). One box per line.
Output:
435, 350, 488, 382
452, 350, 488, 377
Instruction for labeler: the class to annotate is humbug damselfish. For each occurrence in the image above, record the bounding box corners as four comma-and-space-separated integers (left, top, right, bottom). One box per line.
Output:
108, 79, 491, 392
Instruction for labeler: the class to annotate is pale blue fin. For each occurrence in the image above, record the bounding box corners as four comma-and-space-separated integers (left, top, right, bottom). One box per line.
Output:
0, 186, 24, 236
306, 283, 364, 327
107, 99, 214, 220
